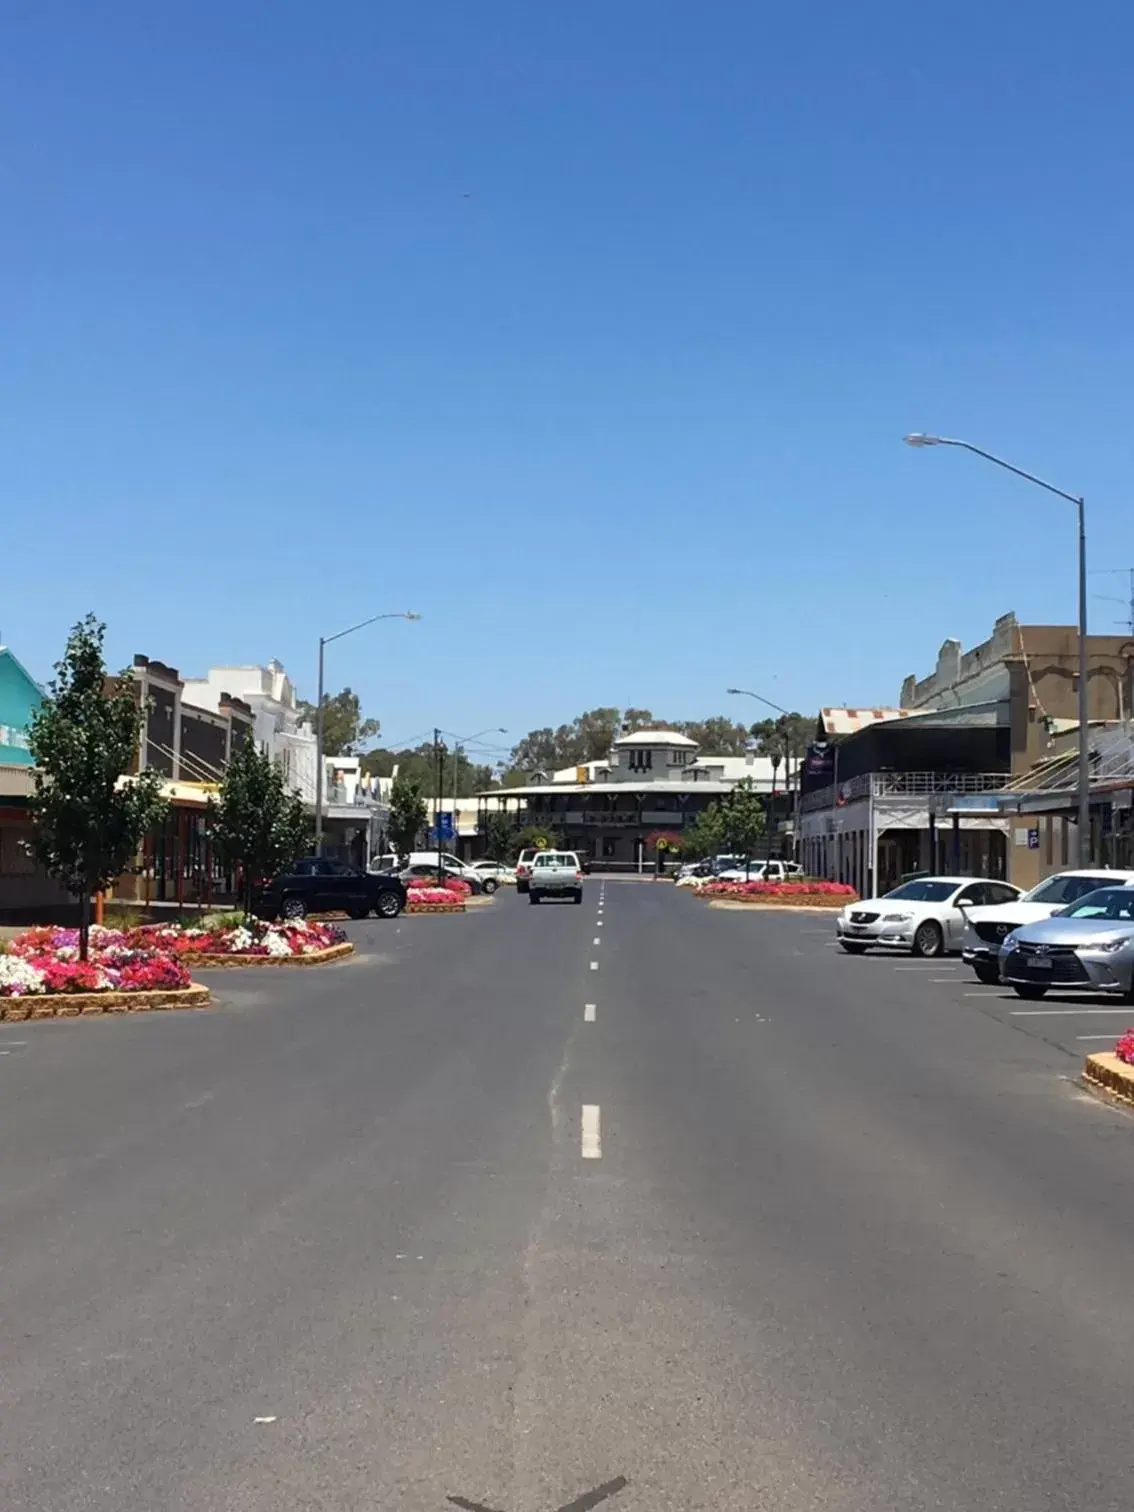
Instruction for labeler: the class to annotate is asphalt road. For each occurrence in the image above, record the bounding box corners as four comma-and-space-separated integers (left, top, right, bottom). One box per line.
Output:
2, 884, 1134, 1511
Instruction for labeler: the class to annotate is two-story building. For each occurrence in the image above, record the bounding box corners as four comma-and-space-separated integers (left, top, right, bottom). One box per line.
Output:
478, 728, 790, 869
800, 612, 1134, 895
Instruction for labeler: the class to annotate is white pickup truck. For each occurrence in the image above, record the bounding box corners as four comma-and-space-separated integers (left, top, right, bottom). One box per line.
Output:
528, 850, 585, 905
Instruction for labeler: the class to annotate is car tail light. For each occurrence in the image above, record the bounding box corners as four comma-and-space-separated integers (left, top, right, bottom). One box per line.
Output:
575, 871, 583, 881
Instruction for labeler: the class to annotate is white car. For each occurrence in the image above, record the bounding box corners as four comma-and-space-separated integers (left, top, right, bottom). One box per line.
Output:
715, 860, 791, 883
471, 859, 517, 884
961, 868, 1134, 983
836, 876, 1022, 958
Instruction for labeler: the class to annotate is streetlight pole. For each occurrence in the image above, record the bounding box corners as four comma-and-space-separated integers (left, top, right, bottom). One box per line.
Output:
904, 434, 1090, 864
726, 687, 800, 862
313, 611, 421, 856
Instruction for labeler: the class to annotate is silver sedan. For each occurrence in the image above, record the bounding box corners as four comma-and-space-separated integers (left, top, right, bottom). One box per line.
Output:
998, 885, 1134, 1001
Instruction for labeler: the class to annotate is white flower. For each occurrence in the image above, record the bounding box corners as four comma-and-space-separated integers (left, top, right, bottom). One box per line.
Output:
264, 932, 292, 957
228, 926, 255, 952
0, 956, 46, 996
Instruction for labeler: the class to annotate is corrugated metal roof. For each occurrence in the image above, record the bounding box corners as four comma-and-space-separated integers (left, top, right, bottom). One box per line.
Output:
820, 707, 912, 736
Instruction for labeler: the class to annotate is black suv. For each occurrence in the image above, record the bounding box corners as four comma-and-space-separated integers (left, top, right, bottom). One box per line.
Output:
255, 859, 406, 921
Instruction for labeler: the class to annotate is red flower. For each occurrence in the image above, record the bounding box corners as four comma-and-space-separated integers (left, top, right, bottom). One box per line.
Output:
1114, 1029, 1134, 1066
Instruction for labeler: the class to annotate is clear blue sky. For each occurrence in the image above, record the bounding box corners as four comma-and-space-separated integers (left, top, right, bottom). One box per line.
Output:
3, 2, 1133, 754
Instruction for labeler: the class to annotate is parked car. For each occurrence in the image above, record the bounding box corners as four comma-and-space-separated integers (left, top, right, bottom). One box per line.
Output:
998, 885, 1134, 1000
528, 850, 585, 905
836, 876, 1022, 957
716, 860, 791, 883
515, 848, 539, 894
398, 862, 484, 894
471, 860, 516, 884
961, 869, 1134, 983
375, 851, 497, 893
255, 858, 406, 921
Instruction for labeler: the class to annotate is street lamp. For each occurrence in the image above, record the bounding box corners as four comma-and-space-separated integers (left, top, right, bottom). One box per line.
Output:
904, 433, 1090, 863
726, 687, 800, 860
314, 612, 421, 855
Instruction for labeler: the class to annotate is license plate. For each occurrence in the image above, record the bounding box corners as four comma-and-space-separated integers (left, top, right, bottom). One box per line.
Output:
1027, 957, 1053, 971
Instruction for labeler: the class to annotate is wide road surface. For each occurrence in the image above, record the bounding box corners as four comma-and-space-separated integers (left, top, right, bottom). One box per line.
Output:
2, 882, 1134, 1511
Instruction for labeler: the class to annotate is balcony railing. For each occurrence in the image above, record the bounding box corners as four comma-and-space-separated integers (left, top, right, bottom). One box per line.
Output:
800, 770, 1009, 813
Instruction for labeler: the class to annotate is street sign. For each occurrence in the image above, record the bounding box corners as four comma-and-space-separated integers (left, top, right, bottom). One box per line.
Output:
430, 812, 455, 842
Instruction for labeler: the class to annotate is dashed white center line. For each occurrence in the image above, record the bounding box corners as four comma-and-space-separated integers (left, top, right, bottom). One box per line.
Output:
597, 920, 604, 927
593, 936, 601, 945
584, 1002, 596, 1022
589, 960, 598, 971
581, 1104, 602, 1158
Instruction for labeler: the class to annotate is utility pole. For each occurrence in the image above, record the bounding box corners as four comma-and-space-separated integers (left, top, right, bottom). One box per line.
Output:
434, 728, 445, 884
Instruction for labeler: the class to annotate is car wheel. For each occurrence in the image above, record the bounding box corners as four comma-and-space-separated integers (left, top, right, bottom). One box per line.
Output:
973, 963, 1000, 985
529, 891, 540, 905
517, 880, 529, 894
481, 877, 498, 895
840, 941, 870, 955
573, 891, 583, 904
911, 920, 944, 958
281, 895, 307, 921
1012, 983, 1048, 1000
376, 891, 402, 919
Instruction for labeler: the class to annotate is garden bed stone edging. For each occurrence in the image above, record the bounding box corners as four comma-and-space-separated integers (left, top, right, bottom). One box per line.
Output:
2, 985, 211, 1020
1083, 1052, 1134, 1107
405, 902, 466, 914
705, 899, 848, 912
180, 942, 355, 967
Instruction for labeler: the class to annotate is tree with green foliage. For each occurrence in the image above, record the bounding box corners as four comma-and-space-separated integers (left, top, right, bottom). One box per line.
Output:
721, 778, 767, 875
481, 810, 519, 861
27, 615, 168, 960
513, 821, 564, 854
749, 712, 814, 761
674, 716, 752, 755
387, 772, 428, 857
679, 803, 727, 861
362, 741, 495, 797
296, 686, 379, 757
208, 734, 307, 918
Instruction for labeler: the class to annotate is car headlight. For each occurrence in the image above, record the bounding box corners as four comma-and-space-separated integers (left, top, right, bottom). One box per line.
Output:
1089, 936, 1128, 954
883, 911, 913, 923
1001, 930, 1019, 948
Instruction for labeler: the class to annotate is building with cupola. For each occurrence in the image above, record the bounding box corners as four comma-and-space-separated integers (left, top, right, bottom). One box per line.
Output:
477, 727, 789, 870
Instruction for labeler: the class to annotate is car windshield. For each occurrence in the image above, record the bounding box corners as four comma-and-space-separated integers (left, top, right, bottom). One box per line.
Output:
883, 880, 958, 902
1026, 874, 1118, 905
1060, 888, 1134, 921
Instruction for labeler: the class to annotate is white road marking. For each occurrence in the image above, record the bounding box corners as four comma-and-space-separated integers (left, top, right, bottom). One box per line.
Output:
253, 1416, 277, 1424
1012, 1008, 1134, 1017
1077, 1034, 1121, 1041
963, 991, 1006, 997
593, 936, 601, 945
928, 977, 959, 983
590, 961, 598, 971
585, 1002, 596, 1022
581, 1104, 602, 1158
895, 965, 955, 972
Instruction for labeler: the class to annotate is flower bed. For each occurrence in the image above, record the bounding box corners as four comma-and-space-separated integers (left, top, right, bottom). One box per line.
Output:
695, 880, 858, 908
1114, 1029, 1134, 1066
406, 880, 469, 914
0, 925, 210, 1016
142, 917, 348, 960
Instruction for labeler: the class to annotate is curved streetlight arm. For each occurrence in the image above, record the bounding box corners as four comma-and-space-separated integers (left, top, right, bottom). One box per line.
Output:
323, 610, 421, 647
905, 431, 1091, 865
725, 686, 792, 718
315, 611, 422, 854
903, 435, 1080, 507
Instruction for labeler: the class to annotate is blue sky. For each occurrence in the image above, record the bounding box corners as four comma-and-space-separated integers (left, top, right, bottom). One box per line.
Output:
3, 2, 1133, 754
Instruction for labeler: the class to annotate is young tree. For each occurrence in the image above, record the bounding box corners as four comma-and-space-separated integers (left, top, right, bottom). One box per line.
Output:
680, 803, 727, 861
721, 778, 767, 876
28, 615, 168, 960
481, 810, 518, 861
296, 686, 379, 756
387, 772, 428, 857
208, 734, 308, 918
513, 821, 564, 854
